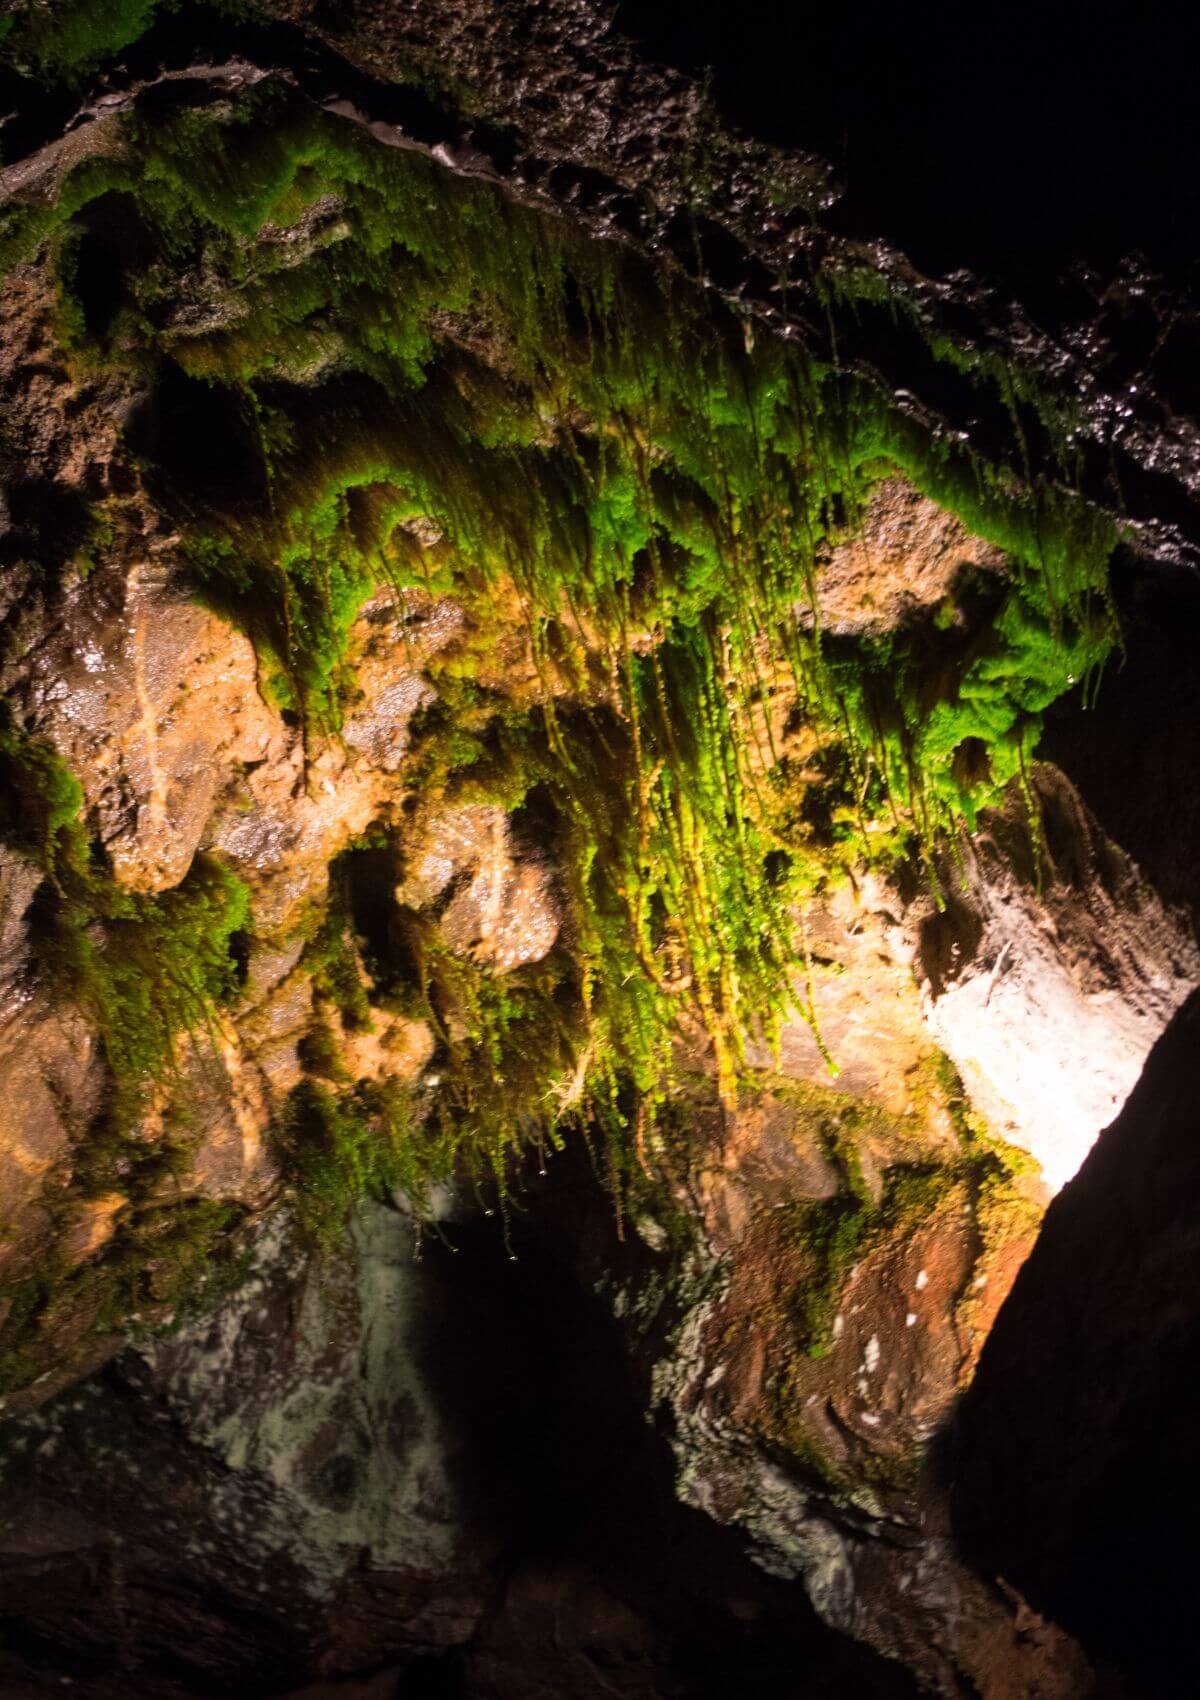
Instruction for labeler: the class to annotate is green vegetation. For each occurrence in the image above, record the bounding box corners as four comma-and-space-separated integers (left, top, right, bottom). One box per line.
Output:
0, 728, 254, 1389
0, 55, 1117, 1349
273, 1077, 419, 1249
0, 726, 250, 1150
0, 711, 86, 868
49, 855, 251, 1163
755, 1080, 913, 1362
0, 0, 161, 84
0, 1196, 247, 1396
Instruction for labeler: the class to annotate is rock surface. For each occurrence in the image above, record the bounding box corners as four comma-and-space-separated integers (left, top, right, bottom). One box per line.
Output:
803, 477, 1008, 637
0, 1203, 493, 1693
913, 766, 1200, 1190
0, 1182, 924, 1699
632, 1065, 1082, 1695
953, 988, 1200, 1698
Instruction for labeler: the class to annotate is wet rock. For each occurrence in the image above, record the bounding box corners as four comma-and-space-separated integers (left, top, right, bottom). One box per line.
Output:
640, 1083, 1059, 1694
397, 803, 562, 973
143, 1026, 281, 1206
623, 758, 1200, 1690
205, 587, 459, 932
340, 588, 449, 771
0, 12, 1194, 1694
56, 1189, 126, 1266
0, 995, 103, 1280
0, 1168, 925, 1699
20, 563, 279, 892
0, 842, 40, 1012
648, 1236, 1089, 1697
754, 883, 961, 1136
340, 1010, 435, 1084
463, 1561, 659, 1700
0, 252, 138, 497
0, 1203, 493, 1692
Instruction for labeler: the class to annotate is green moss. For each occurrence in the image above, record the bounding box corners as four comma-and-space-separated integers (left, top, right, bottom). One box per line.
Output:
778, 1191, 871, 1360
15, 80, 1114, 758
0, 717, 86, 869
0, 716, 253, 1183
273, 1076, 422, 1249
0, 1195, 249, 1395
745, 1061, 1040, 1498
303, 886, 373, 1033
0, 724, 257, 1380
38, 853, 252, 1155
1, 0, 160, 83
0, 67, 1118, 1288
0, 153, 138, 274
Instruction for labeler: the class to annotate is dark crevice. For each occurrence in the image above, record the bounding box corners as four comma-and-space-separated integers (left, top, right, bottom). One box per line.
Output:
341, 840, 403, 981
0, 476, 94, 572
126, 360, 269, 508
412, 1148, 923, 1699
1042, 549, 1200, 918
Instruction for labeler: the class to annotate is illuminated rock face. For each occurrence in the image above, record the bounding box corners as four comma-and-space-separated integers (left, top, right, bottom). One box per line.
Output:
0, 3, 1197, 1697
954, 990, 1200, 1697
911, 770, 1200, 1193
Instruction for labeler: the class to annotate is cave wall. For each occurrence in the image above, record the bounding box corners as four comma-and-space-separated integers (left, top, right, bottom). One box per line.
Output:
954, 989, 1200, 1696
0, 3, 1198, 1697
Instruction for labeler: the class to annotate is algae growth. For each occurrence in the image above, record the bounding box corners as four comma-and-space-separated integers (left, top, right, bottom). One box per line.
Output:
0, 10, 1119, 1367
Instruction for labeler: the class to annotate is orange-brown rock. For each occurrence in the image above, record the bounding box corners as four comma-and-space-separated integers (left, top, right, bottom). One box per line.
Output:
801, 475, 1008, 637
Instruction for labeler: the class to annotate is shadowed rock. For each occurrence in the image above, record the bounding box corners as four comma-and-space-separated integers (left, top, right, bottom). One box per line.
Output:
953, 987, 1200, 1695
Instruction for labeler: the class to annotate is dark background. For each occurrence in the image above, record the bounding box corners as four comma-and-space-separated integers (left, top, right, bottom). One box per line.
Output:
616, 0, 1200, 291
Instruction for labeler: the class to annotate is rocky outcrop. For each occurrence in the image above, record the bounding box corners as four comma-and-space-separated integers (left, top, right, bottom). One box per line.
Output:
608, 768, 1200, 1693
803, 477, 1008, 638
911, 766, 1200, 1190
953, 988, 1200, 1697
0, 374, 1191, 1689
0, 1202, 492, 1687
629, 1041, 1077, 1694
395, 803, 562, 975
0, 1183, 923, 1699
0, 240, 567, 1383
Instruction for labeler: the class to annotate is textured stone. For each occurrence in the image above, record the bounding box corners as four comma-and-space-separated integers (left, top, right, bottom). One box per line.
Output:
802, 475, 1008, 637
0, 18, 1194, 1695
954, 989, 1200, 1695
0, 1204, 493, 1689
397, 803, 562, 974
913, 765, 1200, 1190
0, 996, 102, 1279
